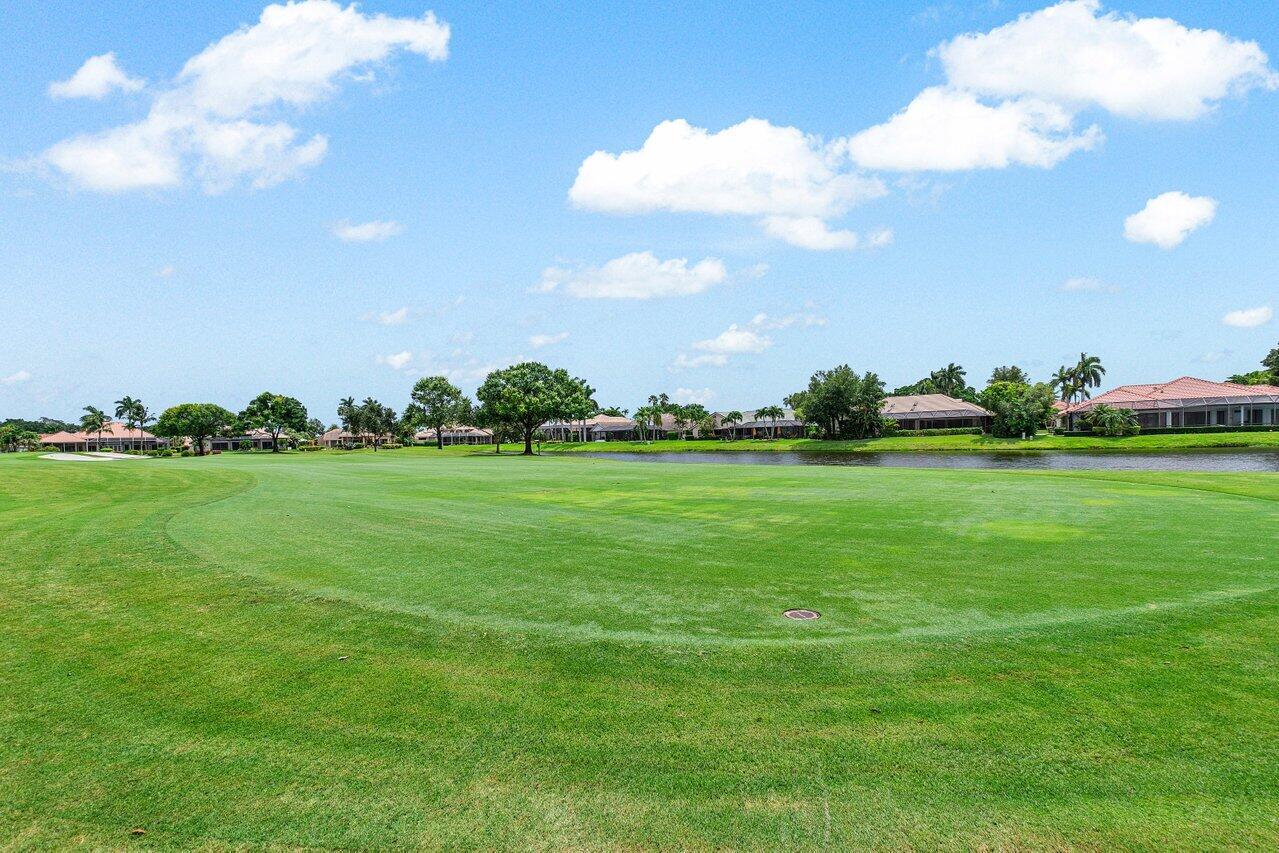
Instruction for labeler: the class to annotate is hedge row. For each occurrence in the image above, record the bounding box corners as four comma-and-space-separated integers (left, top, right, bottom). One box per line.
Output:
888, 427, 983, 437
1055, 424, 1279, 437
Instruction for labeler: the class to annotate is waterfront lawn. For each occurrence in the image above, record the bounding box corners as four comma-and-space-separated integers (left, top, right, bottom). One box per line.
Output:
3, 450, 1279, 848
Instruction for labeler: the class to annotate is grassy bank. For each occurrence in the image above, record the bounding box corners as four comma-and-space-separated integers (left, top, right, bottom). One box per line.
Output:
542, 429, 1279, 453
4, 450, 1279, 847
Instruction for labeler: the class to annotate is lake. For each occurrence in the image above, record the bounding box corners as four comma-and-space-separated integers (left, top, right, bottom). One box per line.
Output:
571, 450, 1279, 472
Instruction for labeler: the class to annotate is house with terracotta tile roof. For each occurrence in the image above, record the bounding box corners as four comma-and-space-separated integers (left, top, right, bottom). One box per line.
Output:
39, 421, 165, 452
881, 394, 993, 431
1061, 376, 1279, 430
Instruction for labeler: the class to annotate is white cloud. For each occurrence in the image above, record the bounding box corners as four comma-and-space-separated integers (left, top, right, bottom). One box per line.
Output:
851, 1, 1272, 172
569, 118, 885, 248
671, 353, 729, 370
1123, 191, 1216, 249
674, 387, 715, 405
156, 265, 175, 278
377, 350, 413, 370
48, 52, 145, 100
529, 331, 569, 348
536, 251, 728, 299
39, 1, 449, 193
1198, 349, 1230, 364
1061, 275, 1116, 292
670, 311, 825, 371
1, 370, 32, 385
694, 325, 771, 355
760, 216, 859, 250
848, 87, 1102, 171
1222, 306, 1273, 328
748, 312, 827, 330
333, 219, 405, 242
376, 306, 408, 325
936, 0, 1277, 121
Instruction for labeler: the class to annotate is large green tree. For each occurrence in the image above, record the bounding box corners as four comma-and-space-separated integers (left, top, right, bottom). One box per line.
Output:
787, 366, 885, 439
238, 392, 308, 452
359, 398, 396, 450
979, 381, 1056, 438
0, 425, 39, 452
476, 362, 579, 455
407, 376, 472, 449
153, 403, 234, 455
1262, 343, 1279, 379
988, 365, 1030, 386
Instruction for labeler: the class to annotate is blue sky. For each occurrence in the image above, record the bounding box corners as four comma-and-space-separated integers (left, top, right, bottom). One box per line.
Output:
2, 0, 1277, 422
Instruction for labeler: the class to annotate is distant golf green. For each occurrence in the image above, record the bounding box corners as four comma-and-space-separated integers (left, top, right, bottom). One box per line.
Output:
4, 449, 1278, 848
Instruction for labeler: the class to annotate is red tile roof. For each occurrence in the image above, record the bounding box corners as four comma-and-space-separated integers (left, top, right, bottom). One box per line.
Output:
39, 421, 157, 442
1064, 376, 1279, 414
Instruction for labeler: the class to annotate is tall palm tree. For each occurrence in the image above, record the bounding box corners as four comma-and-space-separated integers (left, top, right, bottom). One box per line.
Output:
80, 406, 108, 451
646, 393, 670, 438
1051, 366, 1075, 403
755, 405, 785, 439
1075, 352, 1106, 397
114, 396, 140, 452
136, 403, 154, 450
721, 410, 743, 441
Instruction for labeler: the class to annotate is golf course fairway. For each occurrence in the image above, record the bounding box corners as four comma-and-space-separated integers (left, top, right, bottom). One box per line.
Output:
3, 449, 1278, 848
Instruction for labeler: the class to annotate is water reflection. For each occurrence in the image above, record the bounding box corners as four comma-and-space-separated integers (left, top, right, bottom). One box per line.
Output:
570, 450, 1279, 473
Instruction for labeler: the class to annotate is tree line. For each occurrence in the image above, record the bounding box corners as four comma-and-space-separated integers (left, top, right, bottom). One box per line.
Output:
17, 340, 1279, 454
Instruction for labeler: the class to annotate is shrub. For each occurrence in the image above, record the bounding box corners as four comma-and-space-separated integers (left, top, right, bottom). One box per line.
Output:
1084, 404, 1140, 437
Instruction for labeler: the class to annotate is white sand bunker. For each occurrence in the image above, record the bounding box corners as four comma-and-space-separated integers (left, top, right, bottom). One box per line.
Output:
42, 452, 150, 462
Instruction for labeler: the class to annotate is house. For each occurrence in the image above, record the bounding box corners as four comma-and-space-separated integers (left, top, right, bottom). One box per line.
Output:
881, 394, 993, 430
319, 427, 367, 448
40, 421, 165, 452
540, 415, 638, 442
714, 409, 806, 439
1061, 376, 1279, 430
208, 429, 279, 452
415, 425, 494, 445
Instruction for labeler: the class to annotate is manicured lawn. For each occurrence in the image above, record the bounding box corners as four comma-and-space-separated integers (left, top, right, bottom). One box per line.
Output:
3, 449, 1278, 848
544, 429, 1279, 453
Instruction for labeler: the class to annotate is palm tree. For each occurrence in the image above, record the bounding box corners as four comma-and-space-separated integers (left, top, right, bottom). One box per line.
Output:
337, 396, 357, 447
80, 406, 108, 451
136, 404, 154, 450
1075, 352, 1106, 398
114, 396, 141, 452
633, 405, 653, 442
755, 405, 785, 439
646, 393, 670, 438
1051, 366, 1075, 403
721, 410, 743, 441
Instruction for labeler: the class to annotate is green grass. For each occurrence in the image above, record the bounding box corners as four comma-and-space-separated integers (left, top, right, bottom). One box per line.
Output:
543, 430, 1279, 453
3, 448, 1279, 848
